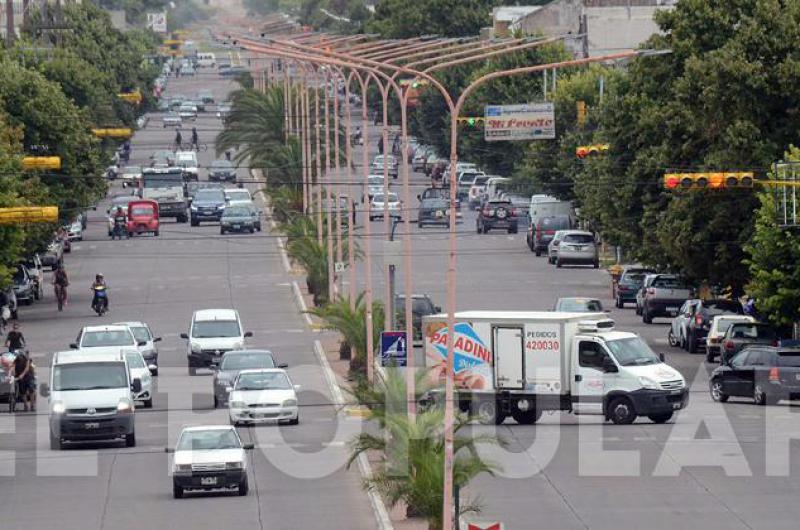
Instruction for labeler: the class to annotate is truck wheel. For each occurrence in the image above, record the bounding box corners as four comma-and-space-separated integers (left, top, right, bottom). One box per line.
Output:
648, 412, 673, 424
607, 397, 637, 425
125, 432, 136, 447
238, 476, 249, 496
173, 484, 184, 499
642, 307, 652, 324
474, 399, 505, 425
511, 408, 541, 425
190, 219, 199, 227
615, 297, 623, 309
667, 329, 678, 347
535, 249, 541, 257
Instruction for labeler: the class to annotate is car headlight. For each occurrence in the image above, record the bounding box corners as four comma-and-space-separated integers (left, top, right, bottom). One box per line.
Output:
282, 399, 297, 407
190, 205, 198, 211
117, 399, 134, 413
51, 401, 66, 414
225, 461, 243, 470
174, 464, 192, 472
230, 401, 246, 409
190, 343, 201, 353
638, 376, 660, 390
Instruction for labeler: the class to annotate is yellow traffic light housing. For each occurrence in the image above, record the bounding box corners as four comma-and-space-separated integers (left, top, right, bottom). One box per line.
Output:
92, 128, 133, 139
0, 206, 59, 225
22, 156, 61, 170
663, 172, 755, 190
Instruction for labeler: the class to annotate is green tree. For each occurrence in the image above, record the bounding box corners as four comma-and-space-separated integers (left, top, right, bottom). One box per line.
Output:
745, 147, 800, 327
0, 111, 28, 287
367, 0, 497, 38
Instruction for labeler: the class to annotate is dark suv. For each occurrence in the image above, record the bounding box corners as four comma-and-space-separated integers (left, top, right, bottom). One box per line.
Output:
190, 189, 226, 225
209, 159, 236, 182
683, 299, 743, 354
529, 215, 572, 256
477, 199, 518, 234
710, 347, 800, 405
615, 267, 655, 308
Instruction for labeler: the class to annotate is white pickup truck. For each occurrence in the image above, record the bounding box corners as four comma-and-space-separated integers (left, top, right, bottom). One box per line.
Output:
424, 311, 688, 425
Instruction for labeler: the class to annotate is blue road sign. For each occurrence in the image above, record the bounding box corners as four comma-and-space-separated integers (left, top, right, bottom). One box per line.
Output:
380, 331, 407, 367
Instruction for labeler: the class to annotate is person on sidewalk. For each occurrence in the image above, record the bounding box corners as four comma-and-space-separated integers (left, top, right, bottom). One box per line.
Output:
12, 350, 35, 412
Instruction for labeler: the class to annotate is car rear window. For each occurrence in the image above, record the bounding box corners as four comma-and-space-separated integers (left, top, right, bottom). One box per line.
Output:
539, 216, 571, 230
777, 353, 800, 367
652, 277, 687, 289
473, 176, 489, 186
562, 234, 594, 244
705, 300, 742, 314
730, 324, 776, 339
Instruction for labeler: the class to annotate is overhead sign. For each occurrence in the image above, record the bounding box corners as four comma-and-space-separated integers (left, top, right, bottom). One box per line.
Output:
334, 261, 345, 273
147, 12, 167, 34
117, 91, 142, 104
91, 128, 133, 138
380, 331, 407, 367
0, 206, 58, 225
484, 103, 555, 141
22, 156, 61, 170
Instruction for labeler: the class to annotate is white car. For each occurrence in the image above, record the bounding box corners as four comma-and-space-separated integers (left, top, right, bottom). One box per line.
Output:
228, 369, 299, 426
124, 351, 153, 408
119, 165, 143, 188
363, 175, 385, 203
369, 192, 402, 221
168, 425, 252, 498
181, 309, 252, 375
115, 321, 161, 375
175, 151, 199, 180
178, 104, 198, 120
224, 188, 252, 206
162, 112, 182, 128
71, 325, 144, 356
67, 221, 83, 241
706, 314, 755, 361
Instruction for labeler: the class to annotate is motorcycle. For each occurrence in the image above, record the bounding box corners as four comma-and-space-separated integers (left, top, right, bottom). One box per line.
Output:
111, 217, 128, 240
350, 132, 363, 146
92, 285, 108, 316
54, 284, 67, 312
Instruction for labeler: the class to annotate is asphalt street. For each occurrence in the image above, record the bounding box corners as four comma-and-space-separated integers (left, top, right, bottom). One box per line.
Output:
0, 63, 375, 530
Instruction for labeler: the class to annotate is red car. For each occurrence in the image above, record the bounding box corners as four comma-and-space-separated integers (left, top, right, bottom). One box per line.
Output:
126, 199, 159, 236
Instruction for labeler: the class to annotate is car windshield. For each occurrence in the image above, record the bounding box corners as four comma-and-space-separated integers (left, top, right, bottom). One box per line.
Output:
226, 191, 250, 201
540, 217, 571, 230
224, 206, 252, 217
620, 272, 648, 284
563, 234, 595, 244
220, 353, 275, 370
235, 371, 291, 391
557, 299, 603, 312
53, 363, 128, 391
459, 174, 478, 185
12, 268, 25, 282
212, 160, 233, 170
130, 205, 154, 216
368, 177, 384, 186
195, 191, 224, 202
123, 166, 141, 174
177, 429, 241, 451
81, 330, 135, 347
192, 320, 241, 338
423, 199, 448, 208
777, 353, 800, 367
652, 276, 688, 289
472, 176, 489, 186
125, 353, 146, 369
373, 194, 398, 203
729, 324, 776, 339
129, 326, 151, 343
606, 337, 661, 366
488, 201, 512, 208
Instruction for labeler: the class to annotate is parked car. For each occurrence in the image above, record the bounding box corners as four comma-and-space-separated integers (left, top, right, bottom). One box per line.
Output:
554, 230, 598, 268
710, 347, 800, 405
12, 265, 35, 305
476, 199, 518, 234
720, 322, 779, 365
553, 297, 605, 312
198, 90, 215, 104
209, 159, 236, 182
369, 192, 402, 221
706, 315, 755, 362
680, 298, 743, 353
20, 254, 44, 301
615, 267, 655, 308
668, 299, 700, 350
641, 274, 692, 324
40, 238, 64, 270
529, 215, 572, 256
635, 274, 658, 315
67, 221, 83, 241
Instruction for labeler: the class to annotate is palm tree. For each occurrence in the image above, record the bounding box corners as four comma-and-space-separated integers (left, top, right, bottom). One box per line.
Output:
347, 382, 503, 530
345, 366, 437, 426
215, 86, 286, 167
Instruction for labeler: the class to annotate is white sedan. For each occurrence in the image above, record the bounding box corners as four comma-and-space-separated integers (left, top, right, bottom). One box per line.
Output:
168, 425, 252, 498
228, 369, 299, 426
125, 351, 153, 408
369, 192, 402, 221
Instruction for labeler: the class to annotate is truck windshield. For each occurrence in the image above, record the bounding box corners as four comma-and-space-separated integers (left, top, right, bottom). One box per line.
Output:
143, 175, 182, 188
53, 362, 128, 391
606, 337, 661, 366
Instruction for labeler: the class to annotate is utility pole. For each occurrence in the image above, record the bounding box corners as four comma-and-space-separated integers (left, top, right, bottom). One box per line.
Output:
5, 0, 15, 47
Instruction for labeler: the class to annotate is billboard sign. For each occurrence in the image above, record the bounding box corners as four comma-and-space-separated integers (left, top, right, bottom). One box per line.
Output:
380, 331, 407, 367
147, 12, 168, 34
484, 103, 555, 141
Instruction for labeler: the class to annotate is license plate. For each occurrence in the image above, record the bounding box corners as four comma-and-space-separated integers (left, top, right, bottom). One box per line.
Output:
232, 224, 241, 229
672, 403, 681, 410
667, 306, 678, 312
84, 422, 100, 429
200, 477, 217, 486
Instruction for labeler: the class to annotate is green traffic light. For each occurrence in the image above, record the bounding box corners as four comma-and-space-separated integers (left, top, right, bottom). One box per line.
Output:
467, 118, 476, 126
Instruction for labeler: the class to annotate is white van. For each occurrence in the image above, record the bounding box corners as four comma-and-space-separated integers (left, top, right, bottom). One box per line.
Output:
424, 312, 687, 425
181, 309, 252, 375
483, 176, 511, 203
42, 351, 141, 449
196, 52, 216, 68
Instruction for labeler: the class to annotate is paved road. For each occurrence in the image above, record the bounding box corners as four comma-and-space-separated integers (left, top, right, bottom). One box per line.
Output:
333, 111, 800, 529
0, 59, 375, 530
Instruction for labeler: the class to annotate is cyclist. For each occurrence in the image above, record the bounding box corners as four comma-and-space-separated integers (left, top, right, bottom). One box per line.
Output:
191, 127, 199, 150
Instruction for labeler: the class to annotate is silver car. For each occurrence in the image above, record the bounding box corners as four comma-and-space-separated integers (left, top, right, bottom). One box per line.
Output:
547, 230, 570, 264
555, 230, 598, 268
212, 350, 286, 408
162, 112, 182, 128
369, 192, 402, 220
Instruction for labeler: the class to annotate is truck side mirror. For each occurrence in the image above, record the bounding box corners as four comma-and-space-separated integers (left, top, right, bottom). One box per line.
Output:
153, 337, 162, 343
602, 357, 618, 373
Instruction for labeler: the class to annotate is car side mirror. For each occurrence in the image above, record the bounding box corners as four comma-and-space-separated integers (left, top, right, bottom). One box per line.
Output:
602, 357, 618, 373
69, 343, 78, 349
293, 384, 301, 391
659, 353, 665, 363
278, 363, 288, 369
435, 306, 442, 312
164, 447, 175, 453
131, 378, 142, 393
417, 194, 421, 201
209, 363, 218, 370
179, 333, 189, 339
244, 331, 253, 338
153, 337, 162, 343
137, 341, 147, 347
40, 383, 50, 398
242, 443, 255, 450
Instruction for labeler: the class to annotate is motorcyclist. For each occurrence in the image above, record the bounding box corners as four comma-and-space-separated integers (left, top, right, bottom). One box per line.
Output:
112, 206, 127, 238
4, 322, 25, 351
175, 128, 183, 150
91, 274, 108, 311
191, 127, 199, 150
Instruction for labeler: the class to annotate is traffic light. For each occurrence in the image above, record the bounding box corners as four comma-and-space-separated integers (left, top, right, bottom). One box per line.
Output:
22, 157, 61, 170
663, 172, 754, 190
457, 117, 483, 126
576, 101, 587, 126
575, 144, 609, 158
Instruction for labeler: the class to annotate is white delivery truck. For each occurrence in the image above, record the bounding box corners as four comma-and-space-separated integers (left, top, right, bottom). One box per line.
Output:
423, 311, 688, 425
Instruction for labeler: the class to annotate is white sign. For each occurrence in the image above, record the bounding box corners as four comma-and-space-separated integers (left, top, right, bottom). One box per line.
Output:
147, 12, 167, 34
334, 261, 346, 273
484, 103, 555, 141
